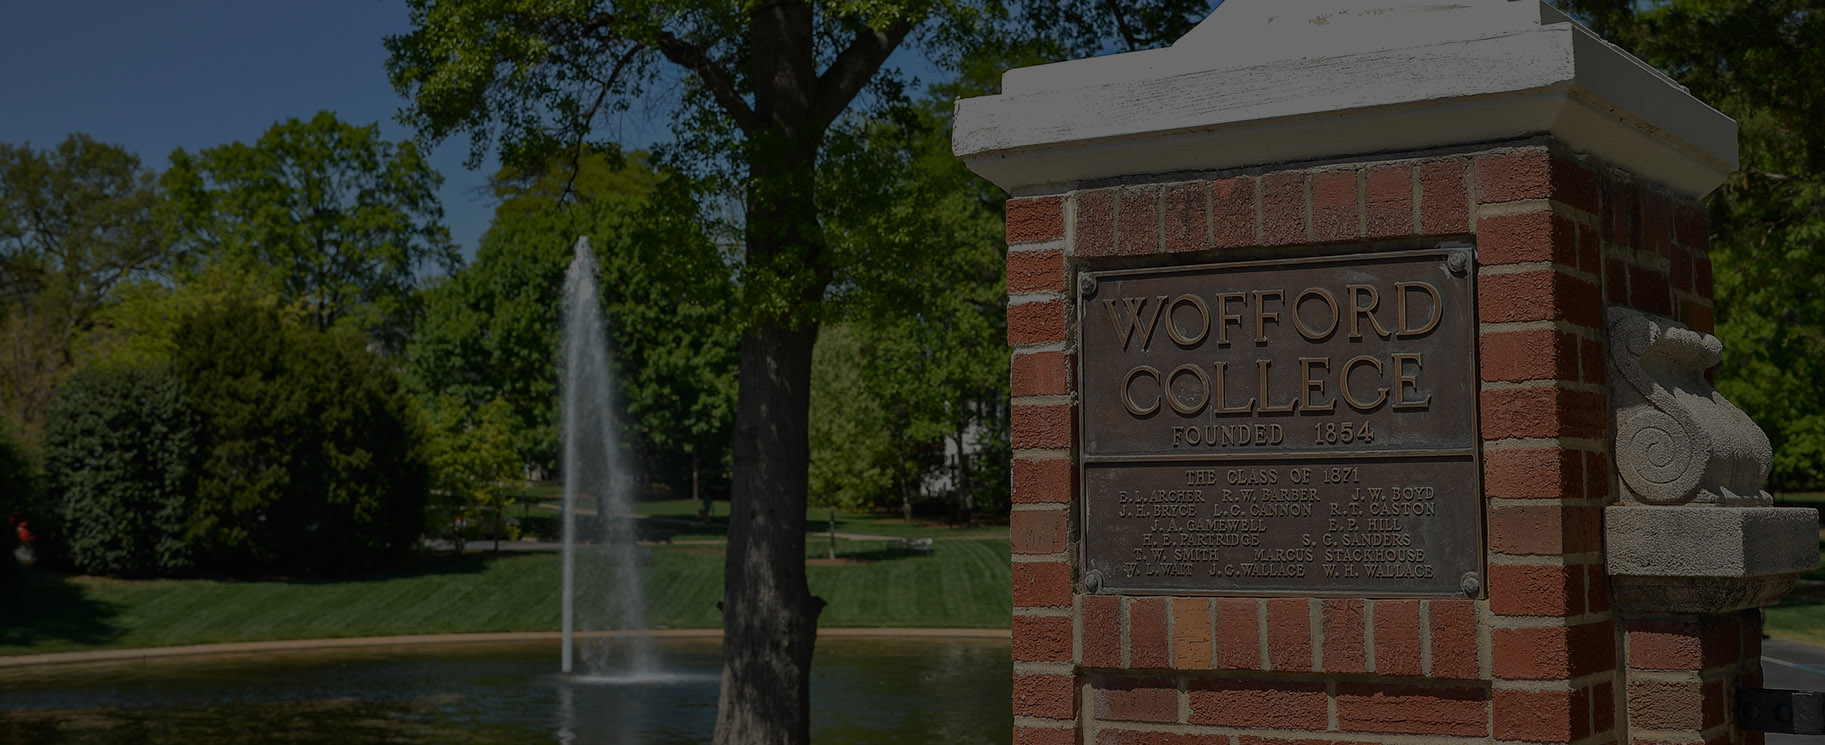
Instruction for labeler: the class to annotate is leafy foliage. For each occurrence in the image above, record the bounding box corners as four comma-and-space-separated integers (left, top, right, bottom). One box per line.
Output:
161, 111, 459, 348
173, 300, 430, 576
0, 421, 40, 580
0, 134, 166, 441
423, 395, 521, 548
407, 149, 738, 491
41, 365, 200, 577
1556, 0, 1825, 487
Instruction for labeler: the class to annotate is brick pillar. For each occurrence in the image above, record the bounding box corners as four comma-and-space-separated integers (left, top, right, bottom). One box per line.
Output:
958, 4, 1773, 745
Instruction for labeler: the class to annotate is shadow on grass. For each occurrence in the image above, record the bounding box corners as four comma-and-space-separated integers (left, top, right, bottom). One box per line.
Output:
0, 567, 123, 649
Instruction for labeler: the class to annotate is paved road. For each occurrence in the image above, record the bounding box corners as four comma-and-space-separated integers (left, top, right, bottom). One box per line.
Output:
1761, 637, 1825, 744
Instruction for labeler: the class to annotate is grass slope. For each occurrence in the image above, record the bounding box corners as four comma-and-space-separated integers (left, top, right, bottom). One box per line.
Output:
0, 538, 1010, 657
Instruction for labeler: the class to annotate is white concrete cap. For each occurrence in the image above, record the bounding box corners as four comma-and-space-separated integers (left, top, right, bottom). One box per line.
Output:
953, 0, 1738, 197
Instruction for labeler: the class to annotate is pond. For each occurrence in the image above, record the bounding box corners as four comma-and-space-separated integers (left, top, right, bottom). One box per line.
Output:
0, 637, 1013, 744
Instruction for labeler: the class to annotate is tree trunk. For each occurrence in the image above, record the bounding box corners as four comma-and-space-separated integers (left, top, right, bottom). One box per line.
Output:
716, 5, 826, 742
716, 324, 823, 745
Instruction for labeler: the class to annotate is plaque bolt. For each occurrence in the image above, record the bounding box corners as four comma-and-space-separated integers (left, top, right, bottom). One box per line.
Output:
1078, 273, 1098, 299
1447, 250, 1472, 277
1084, 569, 1104, 593
1459, 571, 1481, 598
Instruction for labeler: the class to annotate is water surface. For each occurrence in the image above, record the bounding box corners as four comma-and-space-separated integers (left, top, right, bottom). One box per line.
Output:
0, 637, 1012, 744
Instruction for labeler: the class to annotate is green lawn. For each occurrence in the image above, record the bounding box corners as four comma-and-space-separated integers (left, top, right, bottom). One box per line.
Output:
0, 538, 1011, 657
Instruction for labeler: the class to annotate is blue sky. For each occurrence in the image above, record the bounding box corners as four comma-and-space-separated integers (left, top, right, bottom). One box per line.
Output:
0, 2, 502, 261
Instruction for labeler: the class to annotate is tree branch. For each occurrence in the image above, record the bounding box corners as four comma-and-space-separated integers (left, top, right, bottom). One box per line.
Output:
652, 32, 761, 134
811, 19, 917, 130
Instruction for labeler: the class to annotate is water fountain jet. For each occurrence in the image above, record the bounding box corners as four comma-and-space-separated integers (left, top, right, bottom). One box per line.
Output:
560, 236, 656, 678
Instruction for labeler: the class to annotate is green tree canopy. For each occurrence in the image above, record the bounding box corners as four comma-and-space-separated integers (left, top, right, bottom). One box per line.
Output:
407, 149, 737, 490
0, 134, 165, 439
42, 364, 200, 577
161, 111, 459, 347
174, 299, 430, 576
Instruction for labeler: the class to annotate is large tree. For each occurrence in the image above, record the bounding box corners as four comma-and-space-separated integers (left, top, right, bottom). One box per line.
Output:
386, 3, 1209, 741
0, 134, 165, 440
1557, 0, 1825, 488
161, 111, 459, 347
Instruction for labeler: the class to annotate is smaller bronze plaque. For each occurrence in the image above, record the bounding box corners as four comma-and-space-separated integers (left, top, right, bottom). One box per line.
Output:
1081, 457, 1480, 595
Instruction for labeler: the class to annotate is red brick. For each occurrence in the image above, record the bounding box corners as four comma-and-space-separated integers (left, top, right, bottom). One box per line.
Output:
1084, 593, 1121, 667
1099, 730, 1224, 745
1094, 675, 1179, 723
1013, 458, 1071, 503
1493, 621, 1615, 680
1489, 504, 1603, 555
1577, 223, 1602, 275
1430, 599, 1480, 679
1594, 680, 1616, 735
1603, 176, 1635, 245
1365, 165, 1413, 238
1012, 509, 1068, 555
1189, 679, 1328, 729
1476, 149, 1553, 204
1313, 170, 1359, 242
1009, 298, 1069, 346
1014, 561, 1072, 609
1240, 739, 1380, 745
1483, 447, 1582, 500
1014, 672, 1077, 720
1262, 172, 1308, 246
1373, 600, 1421, 676
1323, 598, 1367, 673
1681, 300, 1716, 335
1477, 269, 1602, 327
1495, 686, 1591, 743
1489, 562, 1585, 617
1007, 249, 1066, 295
1628, 263, 1673, 316
1701, 613, 1745, 670
1586, 563, 1613, 614
1014, 615, 1073, 663
1267, 598, 1312, 672
1554, 154, 1602, 214
1336, 683, 1489, 736
1641, 190, 1674, 258
1627, 679, 1726, 731
1479, 387, 1606, 441
1420, 160, 1470, 234
1212, 176, 1257, 248
1627, 618, 1704, 671
1128, 598, 1169, 669
1670, 246, 1694, 295
1580, 335, 1607, 386
1604, 257, 1630, 303
1674, 202, 1709, 248
1162, 182, 1210, 254
1117, 187, 1159, 256
1480, 211, 1578, 266
1695, 255, 1714, 299
1481, 327, 1580, 383
1075, 189, 1116, 257
1217, 598, 1262, 670
1172, 598, 1213, 669
1013, 403, 1073, 450
1012, 350, 1070, 398
1008, 196, 1065, 244
1015, 725, 1080, 745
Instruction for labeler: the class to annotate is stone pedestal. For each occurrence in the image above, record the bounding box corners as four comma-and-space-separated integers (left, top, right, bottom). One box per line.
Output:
959, 2, 1816, 744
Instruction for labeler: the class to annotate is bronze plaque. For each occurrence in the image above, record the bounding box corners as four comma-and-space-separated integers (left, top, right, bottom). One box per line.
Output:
1078, 249, 1481, 596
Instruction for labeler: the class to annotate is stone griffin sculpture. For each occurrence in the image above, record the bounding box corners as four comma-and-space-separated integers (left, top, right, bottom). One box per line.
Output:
1607, 307, 1772, 507
1603, 307, 1816, 613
